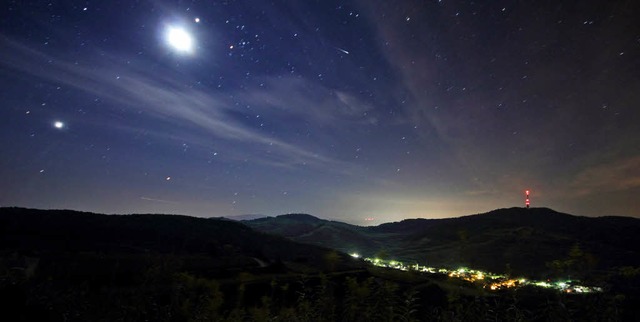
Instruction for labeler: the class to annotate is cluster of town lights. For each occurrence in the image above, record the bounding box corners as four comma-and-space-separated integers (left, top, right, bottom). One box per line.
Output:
350, 253, 602, 294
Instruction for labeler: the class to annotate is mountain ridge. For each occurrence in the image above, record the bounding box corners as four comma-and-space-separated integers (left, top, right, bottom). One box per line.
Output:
0, 207, 362, 274
245, 207, 640, 278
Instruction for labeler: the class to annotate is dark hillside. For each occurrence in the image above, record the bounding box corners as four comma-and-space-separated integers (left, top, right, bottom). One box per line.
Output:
0, 207, 369, 321
0, 207, 362, 273
247, 213, 326, 238
247, 208, 640, 277
247, 213, 381, 252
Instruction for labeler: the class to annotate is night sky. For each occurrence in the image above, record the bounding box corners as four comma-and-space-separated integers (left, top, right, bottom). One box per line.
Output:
1, 1, 639, 224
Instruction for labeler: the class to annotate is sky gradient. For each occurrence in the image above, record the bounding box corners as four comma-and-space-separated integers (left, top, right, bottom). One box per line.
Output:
1, 0, 639, 225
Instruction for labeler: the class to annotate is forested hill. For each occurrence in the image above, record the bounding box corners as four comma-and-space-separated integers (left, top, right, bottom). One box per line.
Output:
246, 207, 640, 277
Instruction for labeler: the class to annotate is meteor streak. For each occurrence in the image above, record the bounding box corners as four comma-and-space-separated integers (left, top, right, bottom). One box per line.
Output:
335, 47, 349, 55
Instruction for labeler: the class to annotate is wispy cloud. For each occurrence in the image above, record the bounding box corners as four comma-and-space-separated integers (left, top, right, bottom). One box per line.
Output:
139, 196, 180, 204
237, 76, 378, 126
0, 37, 360, 170
567, 155, 640, 197
357, 3, 443, 132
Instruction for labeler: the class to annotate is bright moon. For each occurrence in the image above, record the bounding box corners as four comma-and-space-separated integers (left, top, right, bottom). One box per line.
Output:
165, 26, 194, 53
53, 121, 64, 129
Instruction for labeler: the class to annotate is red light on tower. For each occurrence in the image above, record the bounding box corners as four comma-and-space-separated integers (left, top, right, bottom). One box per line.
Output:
525, 190, 530, 208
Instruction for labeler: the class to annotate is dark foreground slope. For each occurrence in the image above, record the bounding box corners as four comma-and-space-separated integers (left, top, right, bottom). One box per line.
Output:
0, 207, 364, 321
0, 207, 358, 272
247, 208, 640, 278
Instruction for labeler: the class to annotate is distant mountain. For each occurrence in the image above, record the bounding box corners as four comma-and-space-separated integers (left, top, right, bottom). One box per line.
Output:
247, 213, 379, 250
245, 208, 640, 277
220, 214, 268, 221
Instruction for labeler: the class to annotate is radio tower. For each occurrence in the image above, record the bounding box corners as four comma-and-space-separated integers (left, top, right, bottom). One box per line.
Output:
525, 190, 530, 209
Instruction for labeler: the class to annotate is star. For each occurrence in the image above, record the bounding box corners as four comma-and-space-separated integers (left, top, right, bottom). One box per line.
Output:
53, 121, 64, 129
